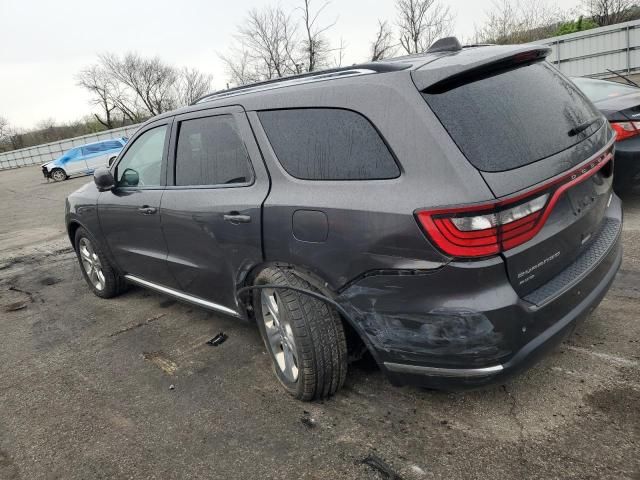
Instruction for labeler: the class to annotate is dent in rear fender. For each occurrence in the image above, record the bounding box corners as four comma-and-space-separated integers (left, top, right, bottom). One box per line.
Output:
339, 296, 506, 360
335, 260, 520, 366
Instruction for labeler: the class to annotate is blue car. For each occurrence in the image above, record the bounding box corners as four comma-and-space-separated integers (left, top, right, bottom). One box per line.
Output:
42, 137, 127, 182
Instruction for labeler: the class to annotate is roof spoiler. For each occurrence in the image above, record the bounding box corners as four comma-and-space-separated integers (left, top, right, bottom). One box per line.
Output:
414, 45, 551, 94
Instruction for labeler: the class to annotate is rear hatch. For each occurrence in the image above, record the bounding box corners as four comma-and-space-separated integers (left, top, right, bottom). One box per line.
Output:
413, 46, 616, 296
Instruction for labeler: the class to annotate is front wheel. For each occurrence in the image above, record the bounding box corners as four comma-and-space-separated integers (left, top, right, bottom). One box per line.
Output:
50, 168, 67, 182
253, 267, 348, 401
74, 227, 125, 298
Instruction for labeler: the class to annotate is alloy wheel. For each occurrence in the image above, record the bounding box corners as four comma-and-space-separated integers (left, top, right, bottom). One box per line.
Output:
51, 170, 66, 181
261, 289, 299, 382
79, 237, 105, 291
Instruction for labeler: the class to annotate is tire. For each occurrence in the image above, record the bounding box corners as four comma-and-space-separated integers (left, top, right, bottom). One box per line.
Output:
253, 267, 348, 401
50, 168, 67, 182
74, 227, 125, 298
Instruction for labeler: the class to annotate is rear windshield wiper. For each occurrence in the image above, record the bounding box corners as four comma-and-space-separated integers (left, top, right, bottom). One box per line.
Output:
568, 117, 602, 137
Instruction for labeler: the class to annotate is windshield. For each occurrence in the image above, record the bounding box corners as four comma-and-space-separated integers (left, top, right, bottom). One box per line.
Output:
571, 77, 640, 103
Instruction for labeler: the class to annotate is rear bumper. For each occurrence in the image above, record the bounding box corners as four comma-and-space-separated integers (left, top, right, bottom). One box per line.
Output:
338, 196, 623, 389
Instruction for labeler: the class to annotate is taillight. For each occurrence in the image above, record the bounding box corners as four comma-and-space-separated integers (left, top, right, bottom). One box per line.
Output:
610, 121, 640, 141
415, 146, 614, 259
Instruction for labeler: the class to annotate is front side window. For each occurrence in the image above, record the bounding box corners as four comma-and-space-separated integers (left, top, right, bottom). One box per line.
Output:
115, 125, 167, 187
175, 115, 252, 186
258, 108, 400, 180
64, 148, 81, 160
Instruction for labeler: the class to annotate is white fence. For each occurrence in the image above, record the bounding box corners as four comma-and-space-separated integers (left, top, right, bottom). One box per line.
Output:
538, 19, 640, 78
0, 123, 142, 171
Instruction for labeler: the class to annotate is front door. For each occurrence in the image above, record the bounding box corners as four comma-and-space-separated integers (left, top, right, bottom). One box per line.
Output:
98, 120, 178, 288
160, 107, 269, 314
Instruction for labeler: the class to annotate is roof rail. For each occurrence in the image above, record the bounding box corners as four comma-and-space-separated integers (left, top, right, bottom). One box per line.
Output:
193, 62, 410, 104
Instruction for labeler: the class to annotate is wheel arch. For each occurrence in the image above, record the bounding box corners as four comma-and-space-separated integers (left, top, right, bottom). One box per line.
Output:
240, 262, 372, 362
50, 166, 67, 177
66, 220, 83, 250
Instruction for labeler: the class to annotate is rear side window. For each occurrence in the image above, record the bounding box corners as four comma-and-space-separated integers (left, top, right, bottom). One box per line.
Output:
258, 108, 400, 180
421, 61, 603, 172
103, 140, 123, 150
175, 115, 252, 186
82, 143, 103, 155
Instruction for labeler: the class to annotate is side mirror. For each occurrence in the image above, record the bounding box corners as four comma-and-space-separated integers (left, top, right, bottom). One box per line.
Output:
94, 167, 115, 192
108, 156, 117, 167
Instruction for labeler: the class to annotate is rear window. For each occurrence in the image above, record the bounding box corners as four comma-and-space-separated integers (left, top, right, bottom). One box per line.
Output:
103, 140, 123, 150
421, 61, 603, 172
175, 115, 252, 186
258, 108, 400, 180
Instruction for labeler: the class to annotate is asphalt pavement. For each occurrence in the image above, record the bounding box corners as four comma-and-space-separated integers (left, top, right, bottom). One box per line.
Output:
0, 166, 638, 479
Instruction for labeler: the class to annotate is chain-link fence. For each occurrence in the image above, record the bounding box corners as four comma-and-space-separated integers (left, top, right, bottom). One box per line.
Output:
0, 124, 142, 171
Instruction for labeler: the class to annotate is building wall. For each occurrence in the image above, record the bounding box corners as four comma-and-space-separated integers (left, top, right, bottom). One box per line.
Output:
0, 124, 142, 171
538, 20, 640, 79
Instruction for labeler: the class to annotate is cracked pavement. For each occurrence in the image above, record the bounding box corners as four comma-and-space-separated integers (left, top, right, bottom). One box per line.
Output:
0, 166, 638, 479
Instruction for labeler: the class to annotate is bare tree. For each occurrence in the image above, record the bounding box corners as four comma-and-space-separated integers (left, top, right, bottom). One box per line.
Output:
583, 0, 635, 26
177, 68, 213, 105
396, 0, 454, 54
76, 65, 119, 128
475, 0, 570, 44
371, 20, 397, 61
235, 6, 303, 80
100, 53, 179, 117
220, 47, 262, 86
299, 0, 335, 71
332, 37, 347, 67
0, 116, 9, 143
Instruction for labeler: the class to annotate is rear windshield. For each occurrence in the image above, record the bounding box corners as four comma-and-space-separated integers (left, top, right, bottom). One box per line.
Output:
421, 61, 602, 172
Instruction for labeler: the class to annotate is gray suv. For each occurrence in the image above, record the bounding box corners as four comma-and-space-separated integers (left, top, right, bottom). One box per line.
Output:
66, 39, 622, 401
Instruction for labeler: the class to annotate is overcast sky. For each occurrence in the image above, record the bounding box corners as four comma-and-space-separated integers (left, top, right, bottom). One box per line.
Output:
0, 0, 581, 129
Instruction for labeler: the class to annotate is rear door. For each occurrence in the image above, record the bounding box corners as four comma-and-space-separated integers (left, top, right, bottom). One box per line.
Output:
160, 106, 269, 315
84, 140, 122, 171
416, 55, 615, 296
82, 142, 106, 171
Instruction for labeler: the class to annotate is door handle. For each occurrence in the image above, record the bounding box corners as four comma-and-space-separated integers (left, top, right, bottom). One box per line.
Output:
138, 205, 157, 215
223, 213, 251, 224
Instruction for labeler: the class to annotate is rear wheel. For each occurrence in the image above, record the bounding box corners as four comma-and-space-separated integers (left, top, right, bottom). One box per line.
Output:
253, 267, 348, 401
74, 227, 125, 298
50, 168, 67, 182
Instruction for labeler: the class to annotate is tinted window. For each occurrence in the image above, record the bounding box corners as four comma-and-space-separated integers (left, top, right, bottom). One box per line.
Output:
81, 143, 104, 155
422, 62, 603, 172
103, 140, 123, 150
175, 115, 252, 186
572, 77, 640, 103
258, 108, 399, 180
64, 148, 81, 159
115, 125, 167, 187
